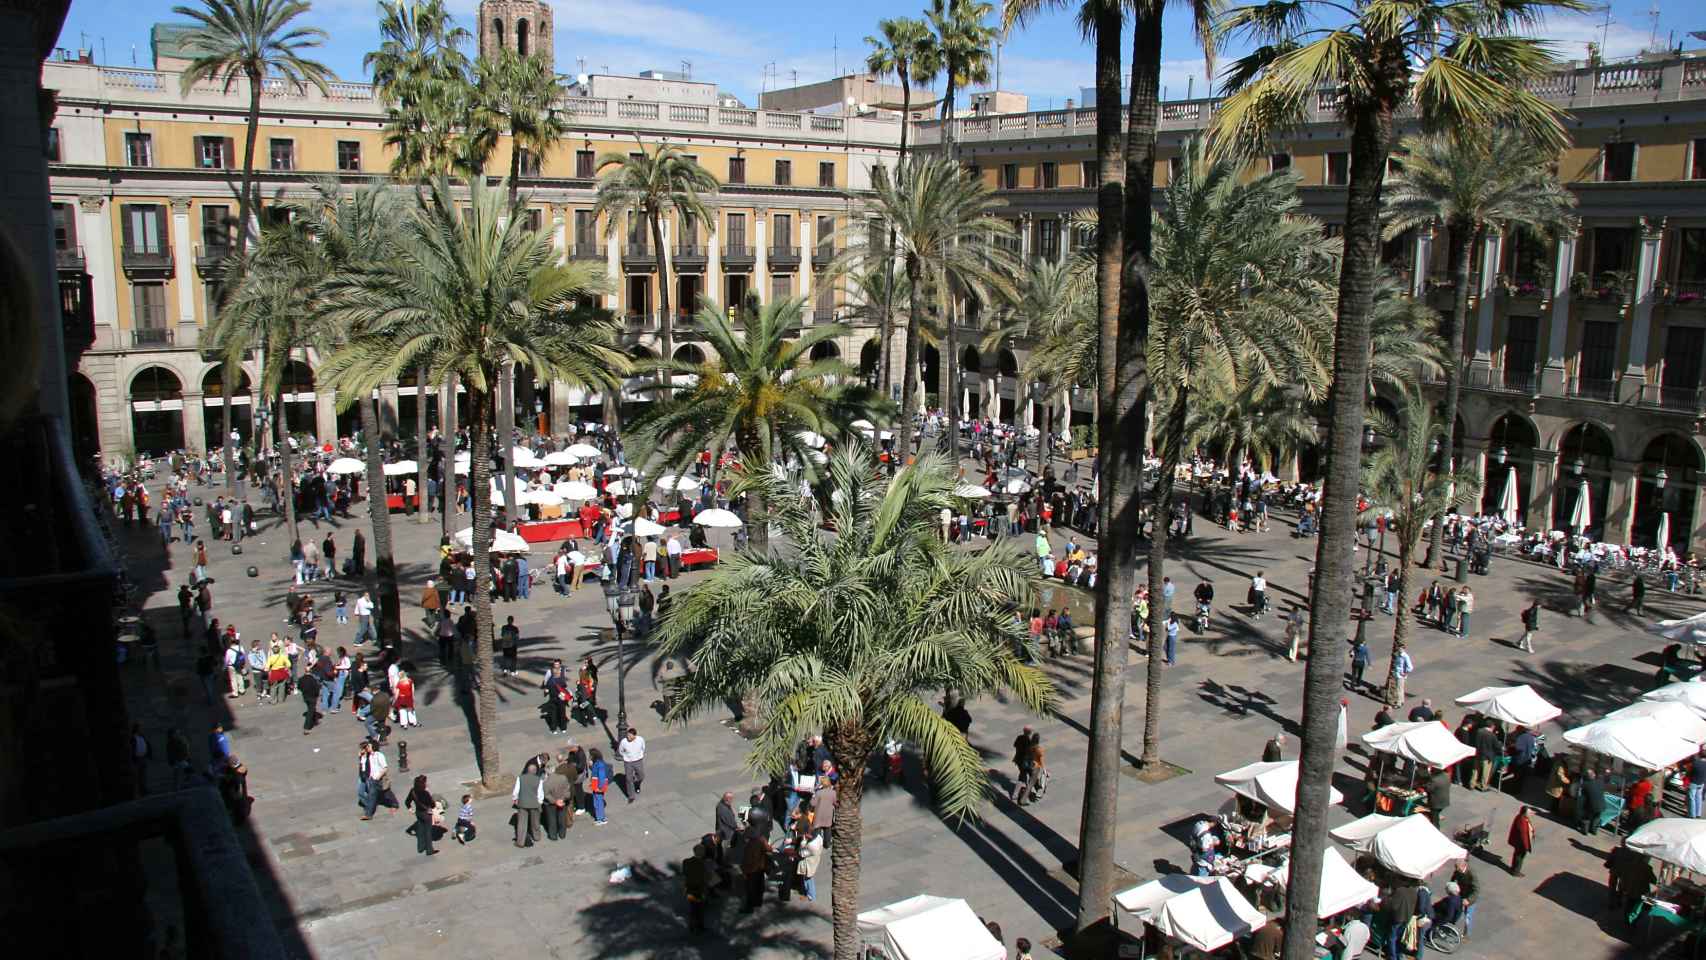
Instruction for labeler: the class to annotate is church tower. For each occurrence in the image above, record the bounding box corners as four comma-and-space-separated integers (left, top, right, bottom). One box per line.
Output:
478, 0, 554, 71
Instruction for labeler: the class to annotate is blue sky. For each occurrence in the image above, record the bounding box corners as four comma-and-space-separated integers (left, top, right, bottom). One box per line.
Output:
53, 0, 1701, 109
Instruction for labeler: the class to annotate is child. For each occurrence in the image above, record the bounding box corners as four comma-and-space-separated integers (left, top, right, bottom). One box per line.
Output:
454, 794, 476, 844
334, 590, 348, 625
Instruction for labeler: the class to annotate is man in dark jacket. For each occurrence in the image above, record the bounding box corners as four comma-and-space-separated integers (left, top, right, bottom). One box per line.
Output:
298, 670, 322, 734
714, 791, 741, 885
1580, 769, 1608, 835
1426, 769, 1452, 828
1383, 882, 1421, 960
1473, 724, 1503, 792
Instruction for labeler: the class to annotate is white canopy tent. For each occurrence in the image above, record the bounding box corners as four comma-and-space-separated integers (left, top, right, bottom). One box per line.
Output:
452, 526, 531, 554
326, 457, 365, 476
1115, 875, 1216, 922
1657, 611, 1706, 644
1603, 701, 1706, 744
1151, 877, 1268, 953
1362, 721, 1476, 768
1245, 848, 1379, 919
1562, 714, 1700, 770
855, 895, 1005, 960
382, 460, 417, 477
1215, 760, 1344, 816
1453, 685, 1562, 728
1329, 813, 1467, 879
1627, 818, 1706, 874
553, 480, 598, 501
692, 508, 744, 529
1643, 680, 1706, 716
954, 484, 992, 499
565, 442, 603, 459
542, 450, 579, 466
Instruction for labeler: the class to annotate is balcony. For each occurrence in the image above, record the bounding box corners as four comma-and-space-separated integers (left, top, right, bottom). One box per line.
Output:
624, 311, 658, 332
54, 244, 84, 272
1663, 280, 1706, 308
812, 309, 838, 325
722, 244, 754, 270
672, 244, 706, 271
1568, 376, 1618, 402
1465, 363, 1540, 395
570, 242, 604, 260
768, 245, 800, 270
120, 244, 173, 278
195, 242, 232, 277
622, 244, 657, 271
132, 326, 174, 347
1640, 382, 1706, 414
814, 244, 835, 269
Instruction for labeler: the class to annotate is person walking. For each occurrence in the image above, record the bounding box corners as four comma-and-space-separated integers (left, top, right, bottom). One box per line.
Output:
587, 749, 612, 825
1632, 574, 1648, 616
1690, 748, 1706, 818
1579, 768, 1608, 835
1348, 637, 1372, 692
796, 829, 825, 902
353, 591, 376, 646
1518, 599, 1539, 653
618, 727, 646, 801
394, 670, 417, 729
1164, 614, 1180, 666
1262, 732, 1286, 763
1393, 647, 1414, 704
360, 742, 398, 820
405, 775, 439, 855
1508, 805, 1536, 877
297, 669, 322, 735
543, 757, 572, 841
512, 759, 544, 847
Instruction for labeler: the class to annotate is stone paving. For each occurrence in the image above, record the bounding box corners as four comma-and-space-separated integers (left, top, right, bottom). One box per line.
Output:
115, 478, 1706, 959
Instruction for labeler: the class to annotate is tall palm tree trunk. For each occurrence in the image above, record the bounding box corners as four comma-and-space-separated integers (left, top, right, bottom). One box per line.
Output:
225, 68, 264, 492
508, 146, 521, 209
416, 366, 430, 524
825, 722, 875, 960
652, 210, 674, 395
944, 286, 962, 464
221, 363, 235, 491
500, 364, 518, 523
1423, 223, 1477, 569
1383, 533, 1417, 705
358, 394, 402, 647
442, 372, 458, 538
1145, 388, 1187, 764
896, 253, 925, 461
470, 386, 503, 790
1073, 5, 1134, 941
275, 389, 300, 548
1281, 99, 1398, 960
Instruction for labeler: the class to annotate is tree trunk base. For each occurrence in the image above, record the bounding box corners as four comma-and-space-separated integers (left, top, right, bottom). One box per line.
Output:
467, 773, 516, 800
1060, 919, 1122, 959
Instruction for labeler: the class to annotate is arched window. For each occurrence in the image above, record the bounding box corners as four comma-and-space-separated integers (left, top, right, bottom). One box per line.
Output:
516, 19, 529, 56
492, 18, 505, 50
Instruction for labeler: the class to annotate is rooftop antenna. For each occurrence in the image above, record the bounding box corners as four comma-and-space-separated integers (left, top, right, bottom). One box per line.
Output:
1587, 3, 1614, 57
130, 44, 136, 65
790, 68, 798, 87
681, 59, 691, 80
1646, 0, 1660, 50
833, 35, 838, 77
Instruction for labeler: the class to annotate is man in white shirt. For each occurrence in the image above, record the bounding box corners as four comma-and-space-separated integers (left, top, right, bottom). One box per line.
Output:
353, 591, 376, 645
618, 727, 647, 801
665, 534, 683, 578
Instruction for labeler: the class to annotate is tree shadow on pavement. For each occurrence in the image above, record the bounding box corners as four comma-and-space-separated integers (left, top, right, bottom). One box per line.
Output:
1500, 660, 1650, 729
1196, 679, 1301, 737
577, 859, 828, 959
1530, 870, 1639, 946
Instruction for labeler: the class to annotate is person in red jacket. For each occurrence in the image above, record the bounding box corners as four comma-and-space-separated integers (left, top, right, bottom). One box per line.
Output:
394, 670, 418, 728
1508, 805, 1536, 877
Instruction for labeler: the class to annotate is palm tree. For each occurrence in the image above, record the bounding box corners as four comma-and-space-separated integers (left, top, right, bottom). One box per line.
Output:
173, 0, 331, 491
475, 49, 567, 209
1184, 378, 1318, 478
1381, 129, 1577, 567
857, 154, 1017, 463
593, 142, 720, 397
627, 297, 890, 554
1360, 392, 1480, 705
365, 0, 472, 183
657, 447, 1054, 960
317, 177, 622, 790
865, 18, 940, 395
1368, 273, 1448, 397
1144, 140, 1335, 768
929, 0, 996, 154
291, 181, 410, 647
1212, 2, 1582, 951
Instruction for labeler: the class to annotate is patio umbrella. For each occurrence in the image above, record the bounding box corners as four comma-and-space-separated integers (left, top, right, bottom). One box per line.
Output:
796, 430, 827, 448
603, 466, 634, 477
1003, 478, 1031, 495
327, 457, 365, 476
631, 517, 665, 537
1627, 818, 1706, 874
655, 474, 701, 492
520, 489, 564, 507
954, 484, 992, 499
850, 419, 876, 433
692, 508, 744, 528
510, 446, 543, 469
565, 443, 603, 459
1453, 685, 1562, 728
542, 450, 579, 466
553, 480, 597, 501
1643, 681, 1706, 716
452, 526, 531, 553
605, 479, 639, 495
382, 460, 417, 477
1657, 611, 1706, 644
1657, 512, 1672, 555
1570, 480, 1592, 535
1499, 467, 1521, 525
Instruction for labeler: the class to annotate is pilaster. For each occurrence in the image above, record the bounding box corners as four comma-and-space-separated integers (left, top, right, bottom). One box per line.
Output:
1540, 228, 1577, 395
169, 198, 196, 330
80, 195, 120, 350
754, 209, 768, 302
1619, 217, 1666, 402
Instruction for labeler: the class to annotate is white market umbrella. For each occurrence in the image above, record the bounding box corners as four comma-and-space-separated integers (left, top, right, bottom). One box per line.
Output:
452, 526, 531, 554
850, 419, 876, 433
1604, 700, 1706, 743
1362, 721, 1475, 768
655, 474, 702, 493
1266, 848, 1380, 919
856, 896, 1006, 960
1149, 877, 1267, 953
1571, 480, 1592, 534
510, 446, 543, 469
602, 466, 634, 477
1330, 813, 1466, 880
1627, 818, 1706, 874
1499, 467, 1521, 525
553, 480, 598, 501
326, 457, 365, 476
796, 430, 827, 449
543, 450, 579, 466
1657, 610, 1706, 644
692, 508, 744, 529
1215, 760, 1344, 815
1563, 714, 1698, 770
565, 443, 603, 459
382, 460, 417, 477
520, 489, 564, 507
1003, 478, 1032, 495
1453, 685, 1562, 728
605, 479, 639, 496
1657, 512, 1672, 555
1644, 681, 1706, 716
954, 484, 992, 499
630, 517, 666, 537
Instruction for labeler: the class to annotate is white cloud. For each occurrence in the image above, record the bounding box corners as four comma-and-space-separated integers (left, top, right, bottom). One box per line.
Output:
1539, 11, 1659, 61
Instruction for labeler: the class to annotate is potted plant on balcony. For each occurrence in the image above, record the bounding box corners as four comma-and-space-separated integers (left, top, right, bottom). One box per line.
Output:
1597, 270, 1634, 305
1570, 271, 1592, 296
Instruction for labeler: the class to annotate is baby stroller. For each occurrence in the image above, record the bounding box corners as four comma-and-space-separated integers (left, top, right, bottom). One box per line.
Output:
1452, 819, 1490, 857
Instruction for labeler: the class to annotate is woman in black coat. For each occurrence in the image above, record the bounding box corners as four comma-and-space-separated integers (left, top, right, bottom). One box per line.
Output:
405, 775, 438, 855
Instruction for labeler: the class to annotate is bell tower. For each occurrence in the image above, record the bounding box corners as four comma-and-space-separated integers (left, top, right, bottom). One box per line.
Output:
477, 0, 554, 71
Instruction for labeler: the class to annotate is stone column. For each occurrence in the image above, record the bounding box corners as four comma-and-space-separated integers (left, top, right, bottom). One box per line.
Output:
706, 212, 722, 309
169, 198, 196, 328
550, 378, 573, 435
315, 389, 338, 443
800, 215, 814, 306
1058, 216, 1069, 265
379, 379, 401, 437
1019, 212, 1033, 262
1690, 482, 1706, 557
80, 195, 120, 349
658, 218, 672, 330
1539, 229, 1577, 396
605, 222, 621, 313
1469, 229, 1503, 377
1526, 449, 1559, 533
182, 390, 207, 455
754, 210, 768, 303
1619, 217, 1666, 402
1411, 223, 1436, 297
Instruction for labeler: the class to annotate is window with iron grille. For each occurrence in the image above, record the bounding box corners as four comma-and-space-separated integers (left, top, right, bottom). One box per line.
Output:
125, 132, 153, 167
774, 159, 792, 185
122, 204, 165, 255
132, 282, 167, 329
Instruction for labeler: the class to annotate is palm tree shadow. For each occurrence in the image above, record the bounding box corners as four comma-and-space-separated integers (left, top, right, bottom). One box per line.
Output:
575, 859, 829, 958
1196, 678, 1301, 737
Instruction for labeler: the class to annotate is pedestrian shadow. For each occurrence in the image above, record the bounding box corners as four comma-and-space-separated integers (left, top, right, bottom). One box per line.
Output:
1195, 679, 1300, 737
576, 858, 829, 958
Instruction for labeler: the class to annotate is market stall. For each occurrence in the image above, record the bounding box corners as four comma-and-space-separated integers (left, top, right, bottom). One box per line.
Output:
1113, 875, 1268, 957
1563, 714, 1699, 832
1361, 721, 1474, 815
1644, 681, 1706, 717
1241, 847, 1379, 919
1453, 684, 1562, 788
1213, 761, 1343, 858
1623, 819, 1706, 939
1329, 813, 1467, 880
855, 895, 1006, 960
452, 526, 532, 554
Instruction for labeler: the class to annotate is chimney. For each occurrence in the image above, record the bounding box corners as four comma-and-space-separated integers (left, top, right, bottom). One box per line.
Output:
1065, 98, 1074, 110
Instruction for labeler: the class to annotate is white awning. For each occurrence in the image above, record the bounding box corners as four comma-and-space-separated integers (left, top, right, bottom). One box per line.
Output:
1453, 685, 1562, 728
1215, 760, 1343, 815
855, 895, 1005, 960
1330, 813, 1466, 879
1362, 721, 1475, 768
